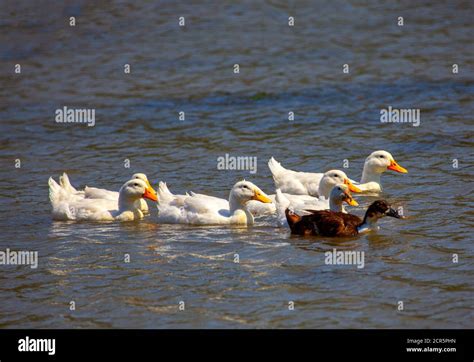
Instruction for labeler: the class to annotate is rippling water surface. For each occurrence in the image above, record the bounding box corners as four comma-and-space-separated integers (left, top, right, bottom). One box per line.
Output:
0, 1, 473, 328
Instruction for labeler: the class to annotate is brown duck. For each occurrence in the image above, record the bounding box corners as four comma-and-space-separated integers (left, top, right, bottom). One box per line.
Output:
285, 200, 403, 237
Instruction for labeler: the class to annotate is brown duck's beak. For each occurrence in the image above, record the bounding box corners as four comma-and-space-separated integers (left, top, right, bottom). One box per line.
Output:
344, 192, 359, 206
386, 207, 403, 219
143, 186, 158, 202
344, 178, 362, 193
387, 159, 408, 173
252, 189, 272, 203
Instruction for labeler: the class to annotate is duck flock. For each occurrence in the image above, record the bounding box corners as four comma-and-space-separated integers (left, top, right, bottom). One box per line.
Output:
49, 150, 408, 237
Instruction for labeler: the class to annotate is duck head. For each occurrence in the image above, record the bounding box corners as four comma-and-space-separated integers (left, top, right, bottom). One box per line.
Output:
360, 200, 404, 230
229, 180, 272, 210
118, 178, 158, 210
330, 184, 359, 208
319, 170, 361, 198
131, 173, 157, 195
364, 151, 408, 175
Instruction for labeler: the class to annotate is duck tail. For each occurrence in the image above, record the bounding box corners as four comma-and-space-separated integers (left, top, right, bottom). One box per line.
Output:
59, 172, 78, 193
48, 177, 61, 204
268, 157, 287, 178
49, 176, 76, 220
49, 176, 72, 207
285, 207, 301, 228
157, 181, 174, 204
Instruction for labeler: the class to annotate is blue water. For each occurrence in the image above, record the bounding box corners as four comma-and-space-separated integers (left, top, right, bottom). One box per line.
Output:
0, 1, 473, 328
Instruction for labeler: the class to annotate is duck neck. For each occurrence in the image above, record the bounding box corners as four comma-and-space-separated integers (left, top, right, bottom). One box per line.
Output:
229, 196, 254, 224
118, 193, 140, 213
357, 213, 380, 233
329, 198, 345, 213
360, 164, 382, 185
318, 182, 333, 199
360, 163, 383, 185
229, 196, 242, 213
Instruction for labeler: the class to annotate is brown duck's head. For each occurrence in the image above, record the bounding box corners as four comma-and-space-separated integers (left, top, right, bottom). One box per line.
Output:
365, 200, 404, 220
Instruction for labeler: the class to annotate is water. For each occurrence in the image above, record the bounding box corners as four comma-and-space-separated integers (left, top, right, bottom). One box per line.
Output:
0, 1, 473, 328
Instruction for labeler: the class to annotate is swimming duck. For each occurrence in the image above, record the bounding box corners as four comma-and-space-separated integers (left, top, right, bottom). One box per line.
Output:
269, 150, 407, 195
274, 184, 359, 227
49, 177, 158, 221
246, 169, 361, 217
305, 183, 359, 213
268, 158, 361, 197
285, 200, 403, 237
156, 180, 272, 225
57, 172, 156, 213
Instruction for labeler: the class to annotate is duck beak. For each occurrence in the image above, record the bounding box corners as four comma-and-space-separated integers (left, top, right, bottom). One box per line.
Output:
143, 186, 158, 202
145, 180, 157, 193
344, 178, 362, 193
252, 189, 272, 203
386, 207, 403, 219
344, 192, 359, 206
387, 159, 408, 173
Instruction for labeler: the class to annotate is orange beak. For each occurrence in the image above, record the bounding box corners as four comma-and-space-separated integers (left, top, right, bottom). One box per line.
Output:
387, 159, 408, 173
251, 189, 272, 203
344, 178, 362, 193
145, 180, 157, 193
143, 186, 158, 202
343, 192, 359, 206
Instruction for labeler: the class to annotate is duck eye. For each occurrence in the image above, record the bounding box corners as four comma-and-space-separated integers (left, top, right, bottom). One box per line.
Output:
133, 183, 138, 186
379, 155, 384, 158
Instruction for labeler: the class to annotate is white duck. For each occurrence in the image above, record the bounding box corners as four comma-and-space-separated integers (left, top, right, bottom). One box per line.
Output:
269, 150, 407, 195
274, 184, 359, 227
246, 169, 361, 216
156, 180, 272, 225
351, 150, 408, 192
57, 172, 155, 213
49, 177, 158, 221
